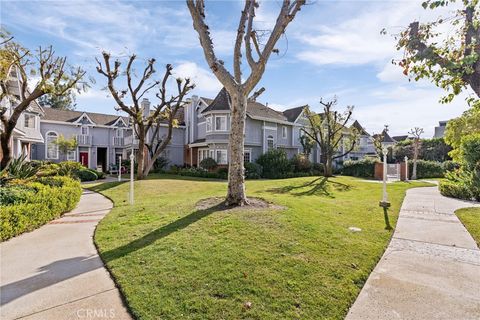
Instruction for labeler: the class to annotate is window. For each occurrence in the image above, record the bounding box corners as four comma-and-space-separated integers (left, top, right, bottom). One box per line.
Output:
24, 113, 36, 128
215, 115, 227, 131
81, 126, 89, 135
216, 150, 228, 164
282, 126, 287, 139
267, 135, 274, 150
206, 117, 212, 132
198, 149, 212, 163
115, 128, 124, 137
244, 150, 251, 163
46, 131, 58, 159
67, 150, 76, 161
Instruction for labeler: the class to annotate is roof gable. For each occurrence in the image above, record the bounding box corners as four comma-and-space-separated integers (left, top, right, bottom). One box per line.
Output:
74, 112, 95, 125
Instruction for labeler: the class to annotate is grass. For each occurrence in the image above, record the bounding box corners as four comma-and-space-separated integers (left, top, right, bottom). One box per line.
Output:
456, 207, 480, 247
90, 174, 430, 320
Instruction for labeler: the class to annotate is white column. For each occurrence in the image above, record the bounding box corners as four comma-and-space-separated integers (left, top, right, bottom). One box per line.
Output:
118, 156, 122, 182
404, 156, 409, 181
382, 148, 388, 203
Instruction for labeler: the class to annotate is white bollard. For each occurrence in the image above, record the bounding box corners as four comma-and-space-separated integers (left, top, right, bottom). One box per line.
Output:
404, 156, 409, 181
118, 156, 122, 182
129, 153, 134, 205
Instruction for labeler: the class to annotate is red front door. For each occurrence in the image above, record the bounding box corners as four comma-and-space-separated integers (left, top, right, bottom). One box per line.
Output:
79, 152, 89, 167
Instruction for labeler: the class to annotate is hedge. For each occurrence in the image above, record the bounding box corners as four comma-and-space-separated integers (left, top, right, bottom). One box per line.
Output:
342, 158, 379, 177
439, 179, 474, 201
0, 176, 82, 241
409, 160, 444, 179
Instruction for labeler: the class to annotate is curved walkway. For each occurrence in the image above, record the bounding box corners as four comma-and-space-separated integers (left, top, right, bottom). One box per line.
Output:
0, 190, 132, 320
347, 186, 480, 320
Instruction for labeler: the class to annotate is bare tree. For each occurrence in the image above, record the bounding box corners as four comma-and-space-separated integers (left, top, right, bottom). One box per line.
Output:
0, 36, 86, 169
96, 53, 194, 179
187, 0, 305, 206
302, 98, 359, 177
409, 127, 424, 180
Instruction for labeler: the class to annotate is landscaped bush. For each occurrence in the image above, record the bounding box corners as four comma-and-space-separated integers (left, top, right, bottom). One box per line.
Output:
245, 162, 263, 179
0, 185, 35, 206
216, 167, 229, 179
175, 167, 226, 180
442, 160, 460, 172
290, 153, 312, 172
152, 157, 170, 173
439, 179, 473, 201
77, 168, 98, 182
5, 155, 38, 179
199, 157, 218, 171
58, 161, 84, 177
0, 176, 82, 241
256, 149, 292, 179
409, 160, 444, 179
342, 158, 378, 177
36, 163, 61, 177
312, 163, 325, 175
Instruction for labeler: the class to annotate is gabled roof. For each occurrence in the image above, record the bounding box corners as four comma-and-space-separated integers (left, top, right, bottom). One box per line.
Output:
43, 108, 129, 126
201, 88, 288, 122
5, 79, 44, 116
282, 106, 305, 122
351, 120, 370, 136
392, 135, 409, 142
373, 129, 396, 143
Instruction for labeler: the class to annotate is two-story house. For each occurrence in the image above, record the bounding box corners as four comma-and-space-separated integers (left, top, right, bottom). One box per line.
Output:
184, 88, 310, 166
0, 72, 45, 162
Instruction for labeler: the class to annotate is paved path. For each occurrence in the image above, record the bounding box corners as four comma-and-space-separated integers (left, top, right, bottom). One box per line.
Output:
0, 190, 132, 320
347, 186, 480, 320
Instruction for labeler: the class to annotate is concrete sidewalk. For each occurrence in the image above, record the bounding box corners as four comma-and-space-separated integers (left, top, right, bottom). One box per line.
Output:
0, 190, 132, 320
347, 186, 480, 320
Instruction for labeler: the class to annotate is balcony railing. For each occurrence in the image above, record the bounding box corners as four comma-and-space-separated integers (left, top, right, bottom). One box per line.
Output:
124, 136, 139, 146
113, 136, 125, 146
76, 134, 92, 145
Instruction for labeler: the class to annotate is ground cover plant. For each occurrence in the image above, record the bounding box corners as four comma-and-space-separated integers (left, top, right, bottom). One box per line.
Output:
92, 174, 430, 319
456, 207, 480, 247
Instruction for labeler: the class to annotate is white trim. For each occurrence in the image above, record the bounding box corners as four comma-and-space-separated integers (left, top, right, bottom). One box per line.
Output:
206, 116, 212, 132
80, 125, 89, 135
67, 149, 76, 161
45, 131, 59, 160
111, 117, 127, 127
262, 125, 277, 131
197, 121, 206, 126
244, 148, 252, 163
73, 112, 96, 125
282, 126, 287, 139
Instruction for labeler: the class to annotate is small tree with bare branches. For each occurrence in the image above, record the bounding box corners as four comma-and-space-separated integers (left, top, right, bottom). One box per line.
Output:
409, 127, 424, 180
96, 53, 194, 179
0, 32, 86, 169
302, 98, 359, 177
187, 0, 305, 206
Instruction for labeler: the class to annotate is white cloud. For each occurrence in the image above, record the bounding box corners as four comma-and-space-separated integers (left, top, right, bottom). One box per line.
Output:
173, 61, 222, 95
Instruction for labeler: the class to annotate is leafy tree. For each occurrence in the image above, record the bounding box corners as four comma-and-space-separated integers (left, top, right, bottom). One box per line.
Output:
444, 107, 480, 161
187, 0, 305, 206
300, 134, 315, 156
396, 0, 479, 103
302, 98, 359, 177
96, 55, 194, 179
38, 91, 76, 110
0, 30, 86, 169
53, 134, 78, 157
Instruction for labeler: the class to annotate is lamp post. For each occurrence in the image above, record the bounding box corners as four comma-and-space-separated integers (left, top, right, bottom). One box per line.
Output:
404, 156, 408, 182
129, 152, 134, 205
380, 147, 390, 208
118, 156, 122, 182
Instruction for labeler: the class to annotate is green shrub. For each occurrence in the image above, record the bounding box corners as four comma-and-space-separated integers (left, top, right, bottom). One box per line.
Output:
36, 163, 61, 177
0, 176, 82, 241
290, 154, 312, 172
77, 169, 98, 182
442, 160, 460, 172
217, 167, 229, 179
245, 162, 263, 179
312, 163, 325, 175
409, 160, 444, 179
175, 167, 226, 180
95, 171, 106, 179
439, 179, 473, 200
58, 161, 83, 177
153, 157, 170, 173
199, 157, 218, 171
256, 149, 292, 179
342, 158, 378, 177
5, 155, 38, 179
0, 185, 35, 205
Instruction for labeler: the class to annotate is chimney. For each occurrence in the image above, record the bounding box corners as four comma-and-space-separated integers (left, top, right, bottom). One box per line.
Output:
141, 98, 151, 118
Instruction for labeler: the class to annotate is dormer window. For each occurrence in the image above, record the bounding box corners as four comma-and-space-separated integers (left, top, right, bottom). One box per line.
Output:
24, 113, 36, 128
81, 126, 89, 135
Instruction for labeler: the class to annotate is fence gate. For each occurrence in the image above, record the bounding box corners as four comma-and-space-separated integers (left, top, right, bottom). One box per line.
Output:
386, 163, 400, 181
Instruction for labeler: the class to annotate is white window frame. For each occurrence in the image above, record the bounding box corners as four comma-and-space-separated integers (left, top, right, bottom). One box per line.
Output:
216, 149, 228, 164
198, 148, 211, 164
282, 126, 287, 139
24, 113, 36, 129
67, 149, 76, 161
267, 135, 275, 150
115, 128, 124, 138
206, 116, 212, 132
81, 125, 89, 135
46, 131, 59, 160
215, 115, 227, 131
244, 149, 251, 163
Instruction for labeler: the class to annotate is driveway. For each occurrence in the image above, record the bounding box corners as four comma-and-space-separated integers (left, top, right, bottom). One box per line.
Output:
347, 186, 480, 319
0, 190, 132, 320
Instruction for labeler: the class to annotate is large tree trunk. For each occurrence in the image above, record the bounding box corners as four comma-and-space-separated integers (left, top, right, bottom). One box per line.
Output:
136, 126, 146, 180
411, 141, 419, 180
225, 89, 248, 206
324, 155, 333, 177
0, 130, 13, 169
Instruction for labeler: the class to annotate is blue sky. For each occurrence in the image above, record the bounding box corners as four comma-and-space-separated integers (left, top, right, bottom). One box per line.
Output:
1, 0, 474, 136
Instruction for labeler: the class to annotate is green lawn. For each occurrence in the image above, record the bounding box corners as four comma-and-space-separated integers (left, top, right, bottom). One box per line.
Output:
91, 175, 430, 319
456, 207, 480, 247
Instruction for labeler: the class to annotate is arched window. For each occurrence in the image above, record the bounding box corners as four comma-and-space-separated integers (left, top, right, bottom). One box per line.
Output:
46, 131, 59, 159
267, 135, 274, 150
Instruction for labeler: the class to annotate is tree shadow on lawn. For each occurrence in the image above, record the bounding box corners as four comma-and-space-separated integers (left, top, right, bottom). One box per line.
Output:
87, 181, 127, 193
266, 176, 352, 197
101, 202, 229, 263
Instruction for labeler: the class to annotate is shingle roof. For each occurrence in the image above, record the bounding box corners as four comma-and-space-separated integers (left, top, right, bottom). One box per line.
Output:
351, 120, 370, 136
42, 108, 129, 125
373, 129, 396, 143
282, 106, 305, 122
202, 88, 288, 122
392, 135, 409, 142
